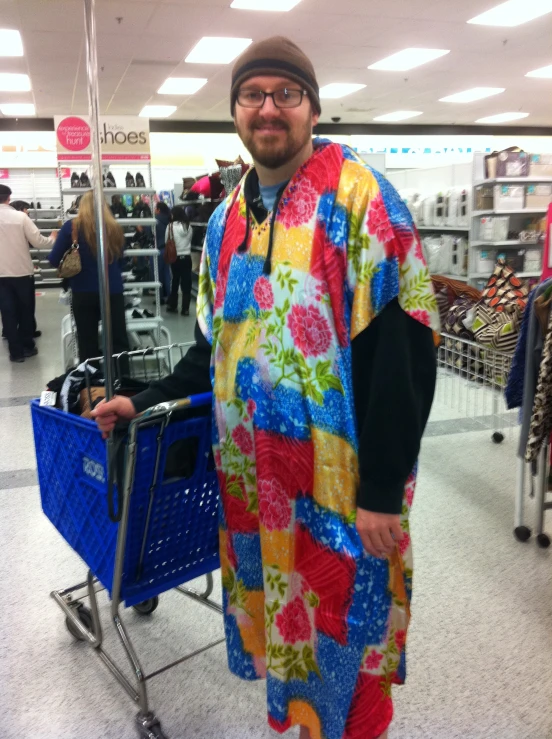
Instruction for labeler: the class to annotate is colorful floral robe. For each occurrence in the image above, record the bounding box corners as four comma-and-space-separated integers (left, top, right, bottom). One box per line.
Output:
197, 139, 439, 739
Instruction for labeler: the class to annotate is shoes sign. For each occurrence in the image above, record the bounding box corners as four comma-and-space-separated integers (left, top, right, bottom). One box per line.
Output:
54, 115, 150, 162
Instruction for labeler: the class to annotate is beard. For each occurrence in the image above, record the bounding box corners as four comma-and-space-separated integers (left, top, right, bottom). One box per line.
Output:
236, 115, 312, 169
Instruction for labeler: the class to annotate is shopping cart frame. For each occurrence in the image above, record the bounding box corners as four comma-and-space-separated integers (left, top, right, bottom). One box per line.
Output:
47, 395, 224, 739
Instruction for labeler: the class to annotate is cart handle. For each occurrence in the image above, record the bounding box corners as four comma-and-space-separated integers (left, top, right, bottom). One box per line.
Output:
135, 392, 213, 421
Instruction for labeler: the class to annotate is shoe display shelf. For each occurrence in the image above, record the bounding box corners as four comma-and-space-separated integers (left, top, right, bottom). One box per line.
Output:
58, 160, 164, 345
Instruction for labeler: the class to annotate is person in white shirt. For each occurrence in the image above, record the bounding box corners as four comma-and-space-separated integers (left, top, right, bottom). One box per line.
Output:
0, 185, 57, 362
166, 205, 193, 316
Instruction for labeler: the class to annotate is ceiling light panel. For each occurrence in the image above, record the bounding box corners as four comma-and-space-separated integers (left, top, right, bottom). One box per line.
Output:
139, 105, 176, 118
185, 37, 252, 64
373, 111, 423, 122
0, 73, 31, 91
439, 87, 505, 103
319, 83, 366, 99
0, 30, 23, 56
368, 48, 450, 72
158, 77, 207, 95
0, 103, 35, 116
476, 112, 530, 123
231, 0, 302, 9
467, 0, 552, 27
526, 64, 552, 78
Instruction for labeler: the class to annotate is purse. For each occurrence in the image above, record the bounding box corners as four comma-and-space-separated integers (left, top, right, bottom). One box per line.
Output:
58, 221, 82, 279
164, 221, 177, 264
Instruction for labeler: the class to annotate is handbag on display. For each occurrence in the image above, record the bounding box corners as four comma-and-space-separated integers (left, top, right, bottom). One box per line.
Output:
57, 221, 82, 279
163, 222, 177, 265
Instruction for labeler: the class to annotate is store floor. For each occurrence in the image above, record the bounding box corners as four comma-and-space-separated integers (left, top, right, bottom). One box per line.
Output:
1, 292, 551, 739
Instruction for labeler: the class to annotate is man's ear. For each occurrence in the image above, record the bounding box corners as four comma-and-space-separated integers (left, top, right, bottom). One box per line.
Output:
312, 112, 320, 129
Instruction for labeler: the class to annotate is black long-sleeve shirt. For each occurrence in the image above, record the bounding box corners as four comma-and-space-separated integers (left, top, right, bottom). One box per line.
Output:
131, 301, 436, 515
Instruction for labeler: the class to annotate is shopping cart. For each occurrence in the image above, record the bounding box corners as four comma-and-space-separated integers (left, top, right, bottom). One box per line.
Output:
31, 343, 222, 739
437, 332, 516, 443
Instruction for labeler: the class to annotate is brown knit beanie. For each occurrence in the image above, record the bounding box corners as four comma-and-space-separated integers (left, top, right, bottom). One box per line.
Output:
230, 36, 321, 116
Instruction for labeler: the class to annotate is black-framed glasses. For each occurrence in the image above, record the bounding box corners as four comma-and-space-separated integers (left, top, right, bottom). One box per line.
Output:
237, 88, 308, 109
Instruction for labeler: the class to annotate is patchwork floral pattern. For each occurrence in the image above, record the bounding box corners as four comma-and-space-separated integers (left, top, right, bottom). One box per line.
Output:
197, 139, 438, 739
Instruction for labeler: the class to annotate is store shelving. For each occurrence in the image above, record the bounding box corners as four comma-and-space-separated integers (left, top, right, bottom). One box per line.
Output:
62, 187, 156, 196
473, 209, 548, 217
475, 177, 552, 186
470, 240, 535, 248
416, 225, 470, 232
469, 271, 540, 280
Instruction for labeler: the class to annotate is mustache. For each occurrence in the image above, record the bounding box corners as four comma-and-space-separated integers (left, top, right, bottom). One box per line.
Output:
250, 120, 289, 131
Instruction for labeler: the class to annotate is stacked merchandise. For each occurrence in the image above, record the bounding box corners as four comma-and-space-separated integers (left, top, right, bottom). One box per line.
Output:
405, 187, 470, 230
422, 234, 468, 277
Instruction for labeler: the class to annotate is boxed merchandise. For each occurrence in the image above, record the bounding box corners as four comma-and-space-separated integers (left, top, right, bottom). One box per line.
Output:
458, 189, 470, 226
524, 248, 542, 272
529, 154, 552, 177
526, 184, 552, 208
421, 196, 435, 226
496, 150, 530, 177
498, 251, 525, 273
473, 249, 496, 275
422, 236, 451, 275
494, 185, 524, 210
479, 216, 509, 242
475, 185, 494, 211
434, 193, 445, 226
449, 237, 468, 276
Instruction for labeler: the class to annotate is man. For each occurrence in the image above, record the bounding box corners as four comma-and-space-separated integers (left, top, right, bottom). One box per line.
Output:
0, 185, 57, 362
10, 200, 42, 338
94, 37, 438, 739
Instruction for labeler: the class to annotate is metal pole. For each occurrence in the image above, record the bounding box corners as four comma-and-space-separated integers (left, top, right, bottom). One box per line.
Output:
83, 0, 114, 400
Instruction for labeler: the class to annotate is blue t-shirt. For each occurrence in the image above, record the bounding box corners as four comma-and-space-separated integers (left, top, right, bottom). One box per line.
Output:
48, 219, 124, 293
259, 181, 288, 212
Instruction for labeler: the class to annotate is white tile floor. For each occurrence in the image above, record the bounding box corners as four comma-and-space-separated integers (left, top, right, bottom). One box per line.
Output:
1, 291, 551, 739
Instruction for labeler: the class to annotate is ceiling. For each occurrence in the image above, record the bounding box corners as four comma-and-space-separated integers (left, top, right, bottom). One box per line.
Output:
0, 0, 552, 125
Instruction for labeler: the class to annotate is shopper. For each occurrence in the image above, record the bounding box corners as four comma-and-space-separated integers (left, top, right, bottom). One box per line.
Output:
166, 205, 193, 316
93, 37, 438, 739
154, 201, 171, 304
0, 186, 57, 362
9, 200, 41, 339
48, 191, 129, 362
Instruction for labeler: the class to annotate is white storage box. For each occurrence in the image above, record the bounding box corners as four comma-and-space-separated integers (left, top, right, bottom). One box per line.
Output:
423, 236, 451, 275
526, 185, 552, 209
479, 216, 509, 242
473, 249, 496, 275
529, 154, 552, 177
421, 196, 435, 226
445, 190, 458, 227
524, 248, 543, 273
434, 193, 445, 227
449, 237, 468, 276
494, 184, 525, 210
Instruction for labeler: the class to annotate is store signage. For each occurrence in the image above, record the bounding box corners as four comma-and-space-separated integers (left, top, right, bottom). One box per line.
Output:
0, 168, 8, 178
54, 115, 151, 161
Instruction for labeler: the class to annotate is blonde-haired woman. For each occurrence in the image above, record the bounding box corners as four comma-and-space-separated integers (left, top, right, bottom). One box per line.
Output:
49, 191, 129, 362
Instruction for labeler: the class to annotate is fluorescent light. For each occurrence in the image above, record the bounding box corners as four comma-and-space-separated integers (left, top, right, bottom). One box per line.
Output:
526, 64, 552, 78
476, 112, 529, 123
319, 83, 366, 99
0, 73, 30, 92
440, 87, 505, 103
368, 48, 449, 72
139, 105, 176, 118
158, 77, 207, 95
468, 0, 552, 26
0, 30, 23, 56
231, 0, 302, 9
185, 37, 252, 64
373, 111, 423, 122
0, 103, 35, 116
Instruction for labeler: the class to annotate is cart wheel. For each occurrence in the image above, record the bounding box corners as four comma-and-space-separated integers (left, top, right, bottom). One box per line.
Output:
65, 604, 93, 641
492, 432, 504, 444
136, 713, 167, 739
514, 525, 532, 543
132, 597, 159, 616
536, 533, 551, 549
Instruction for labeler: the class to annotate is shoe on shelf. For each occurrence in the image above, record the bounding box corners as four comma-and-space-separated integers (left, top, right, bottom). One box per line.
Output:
23, 347, 38, 358
30, 201, 35, 209
136, 172, 146, 188
106, 171, 116, 187
71, 172, 80, 188
143, 308, 154, 318
37, 201, 41, 209
33, 330, 42, 338
126, 172, 136, 188
80, 172, 91, 188
9, 355, 24, 363
131, 309, 143, 319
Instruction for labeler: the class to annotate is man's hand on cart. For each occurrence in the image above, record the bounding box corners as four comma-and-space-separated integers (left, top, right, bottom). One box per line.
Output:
92, 396, 137, 439
356, 508, 404, 559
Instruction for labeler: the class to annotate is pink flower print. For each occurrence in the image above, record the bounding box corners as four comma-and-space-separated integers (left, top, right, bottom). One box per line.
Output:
253, 277, 274, 311
394, 630, 406, 653
232, 424, 253, 457
214, 449, 222, 469
414, 238, 424, 262
287, 304, 332, 358
409, 309, 431, 327
258, 477, 292, 531
367, 194, 394, 243
364, 649, 384, 671
246, 399, 257, 418
280, 181, 318, 229
275, 596, 312, 644
406, 483, 415, 508
398, 531, 411, 557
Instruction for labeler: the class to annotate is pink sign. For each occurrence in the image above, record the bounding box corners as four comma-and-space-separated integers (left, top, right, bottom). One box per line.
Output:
56, 116, 91, 153
60, 168, 71, 178
0, 169, 8, 179
101, 153, 151, 161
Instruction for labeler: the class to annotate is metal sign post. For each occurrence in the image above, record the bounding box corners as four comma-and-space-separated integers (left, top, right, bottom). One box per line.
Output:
83, 0, 114, 401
